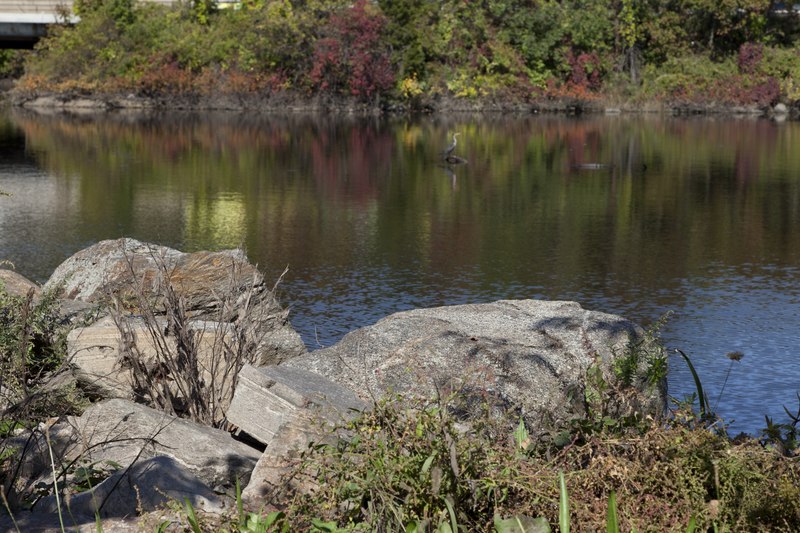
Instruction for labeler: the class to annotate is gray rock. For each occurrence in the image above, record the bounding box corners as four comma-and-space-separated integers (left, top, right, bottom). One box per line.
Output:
4, 419, 79, 495
67, 315, 241, 401
5, 399, 260, 508
35, 455, 224, 518
229, 365, 365, 502
47, 238, 305, 367
0, 510, 96, 533
66, 315, 131, 398
227, 364, 366, 446
242, 410, 327, 504
285, 300, 666, 434
0, 269, 40, 298
43, 238, 225, 310
66, 399, 261, 489
774, 102, 788, 115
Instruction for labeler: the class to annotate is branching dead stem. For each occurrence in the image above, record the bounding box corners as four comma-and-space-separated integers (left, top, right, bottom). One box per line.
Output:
110, 247, 287, 427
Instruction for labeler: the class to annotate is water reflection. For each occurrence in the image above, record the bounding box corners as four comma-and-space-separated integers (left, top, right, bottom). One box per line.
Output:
1, 108, 799, 434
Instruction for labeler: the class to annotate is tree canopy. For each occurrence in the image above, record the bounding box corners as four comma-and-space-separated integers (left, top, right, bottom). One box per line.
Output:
13, 0, 800, 106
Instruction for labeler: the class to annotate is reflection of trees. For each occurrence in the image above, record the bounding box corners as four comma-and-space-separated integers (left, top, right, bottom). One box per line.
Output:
10, 110, 800, 307
309, 121, 394, 205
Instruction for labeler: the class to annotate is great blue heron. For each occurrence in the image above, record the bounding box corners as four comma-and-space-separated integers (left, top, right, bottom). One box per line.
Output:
442, 132, 460, 158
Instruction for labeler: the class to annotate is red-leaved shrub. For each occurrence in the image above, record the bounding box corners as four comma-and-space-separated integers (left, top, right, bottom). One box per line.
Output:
738, 42, 763, 75
309, 0, 394, 100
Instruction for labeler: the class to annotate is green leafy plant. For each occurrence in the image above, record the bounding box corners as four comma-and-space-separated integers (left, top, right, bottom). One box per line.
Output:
70, 459, 122, 493
761, 393, 800, 456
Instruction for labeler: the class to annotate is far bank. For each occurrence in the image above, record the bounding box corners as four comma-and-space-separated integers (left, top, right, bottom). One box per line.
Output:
6, 87, 800, 120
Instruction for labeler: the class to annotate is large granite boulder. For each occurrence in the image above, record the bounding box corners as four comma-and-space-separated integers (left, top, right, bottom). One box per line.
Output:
285, 300, 667, 434
46, 238, 305, 363
44, 238, 240, 312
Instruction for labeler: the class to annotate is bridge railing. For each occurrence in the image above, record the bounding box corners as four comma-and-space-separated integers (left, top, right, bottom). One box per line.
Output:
0, 1, 176, 15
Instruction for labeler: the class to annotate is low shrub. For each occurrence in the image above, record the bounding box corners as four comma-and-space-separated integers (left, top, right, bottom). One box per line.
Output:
0, 281, 69, 412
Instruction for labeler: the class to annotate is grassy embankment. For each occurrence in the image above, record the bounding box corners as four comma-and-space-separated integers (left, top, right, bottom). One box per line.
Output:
3, 0, 800, 112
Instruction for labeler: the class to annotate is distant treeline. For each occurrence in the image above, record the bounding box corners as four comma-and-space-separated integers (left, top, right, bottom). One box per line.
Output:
10, 0, 800, 107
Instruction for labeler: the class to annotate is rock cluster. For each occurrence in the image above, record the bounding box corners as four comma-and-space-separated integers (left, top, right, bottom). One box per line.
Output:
0, 239, 667, 531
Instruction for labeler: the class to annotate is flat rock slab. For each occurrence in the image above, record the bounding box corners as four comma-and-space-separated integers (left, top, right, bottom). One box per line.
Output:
227, 364, 366, 446
285, 300, 666, 433
66, 399, 261, 489
67, 315, 240, 399
35, 455, 224, 518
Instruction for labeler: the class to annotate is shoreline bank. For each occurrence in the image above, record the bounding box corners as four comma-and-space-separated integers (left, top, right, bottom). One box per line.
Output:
5, 86, 797, 119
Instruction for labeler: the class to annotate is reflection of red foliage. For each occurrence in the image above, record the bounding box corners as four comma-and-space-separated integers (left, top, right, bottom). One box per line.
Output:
310, 125, 394, 205
309, 0, 394, 100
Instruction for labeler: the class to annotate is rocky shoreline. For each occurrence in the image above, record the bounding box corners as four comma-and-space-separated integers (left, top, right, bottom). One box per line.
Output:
0, 239, 666, 531
4, 86, 798, 119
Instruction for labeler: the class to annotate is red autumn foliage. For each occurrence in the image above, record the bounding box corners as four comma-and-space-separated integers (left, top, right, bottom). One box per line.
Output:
738, 42, 763, 75
566, 50, 602, 92
309, 0, 394, 100
137, 56, 195, 95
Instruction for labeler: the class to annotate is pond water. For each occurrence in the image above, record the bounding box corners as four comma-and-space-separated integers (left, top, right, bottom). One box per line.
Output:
1, 106, 799, 435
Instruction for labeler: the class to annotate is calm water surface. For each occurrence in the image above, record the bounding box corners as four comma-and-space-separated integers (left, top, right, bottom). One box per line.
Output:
1, 107, 799, 435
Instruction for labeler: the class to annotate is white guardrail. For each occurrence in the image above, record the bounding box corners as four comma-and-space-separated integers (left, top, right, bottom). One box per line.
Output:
0, 1, 176, 16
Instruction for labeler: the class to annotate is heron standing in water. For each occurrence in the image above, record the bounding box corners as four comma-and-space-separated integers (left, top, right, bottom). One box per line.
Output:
443, 132, 460, 158
441, 132, 467, 164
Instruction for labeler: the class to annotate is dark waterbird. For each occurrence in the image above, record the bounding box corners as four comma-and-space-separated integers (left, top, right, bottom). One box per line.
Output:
442, 132, 460, 158
441, 132, 467, 165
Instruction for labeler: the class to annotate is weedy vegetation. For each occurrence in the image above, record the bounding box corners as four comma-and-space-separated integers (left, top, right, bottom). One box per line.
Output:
232, 318, 798, 532
109, 251, 289, 428
0, 277, 92, 511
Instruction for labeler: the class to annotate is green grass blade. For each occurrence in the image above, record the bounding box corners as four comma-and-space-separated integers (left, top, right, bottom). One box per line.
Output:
606, 491, 618, 533
263, 511, 285, 528
685, 515, 697, 533
558, 471, 569, 533
183, 498, 202, 533
675, 349, 709, 417
443, 495, 458, 532
235, 478, 244, 525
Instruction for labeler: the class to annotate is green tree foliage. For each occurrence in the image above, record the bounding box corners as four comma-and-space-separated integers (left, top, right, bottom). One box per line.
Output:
377, 0, 437, 79
73, 0, 135, 26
